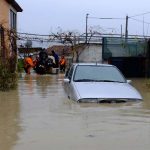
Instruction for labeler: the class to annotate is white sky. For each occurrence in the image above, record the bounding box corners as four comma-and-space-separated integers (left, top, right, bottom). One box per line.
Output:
17, 0, 150, 36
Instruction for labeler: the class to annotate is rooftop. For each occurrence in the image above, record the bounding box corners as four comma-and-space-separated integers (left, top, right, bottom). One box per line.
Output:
6, 0, 23, 12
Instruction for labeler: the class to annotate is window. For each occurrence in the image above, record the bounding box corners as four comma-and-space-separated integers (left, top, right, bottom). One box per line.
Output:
0, 27, 1, 56
68, 65, 74, 80
74, 65, 126, 83
10, 10, 17, 30
0, 26, 4, 57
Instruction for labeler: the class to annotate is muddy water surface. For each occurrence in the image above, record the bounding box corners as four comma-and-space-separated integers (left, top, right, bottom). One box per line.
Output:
0, 73, 150, 150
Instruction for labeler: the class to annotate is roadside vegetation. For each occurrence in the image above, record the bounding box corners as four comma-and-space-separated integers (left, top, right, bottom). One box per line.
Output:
0, 24, 18, 91
17, 59, 24, 73
0, 59, 18, 91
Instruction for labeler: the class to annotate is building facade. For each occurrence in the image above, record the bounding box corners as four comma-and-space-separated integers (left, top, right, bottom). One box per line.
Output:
0, 0, 22, 61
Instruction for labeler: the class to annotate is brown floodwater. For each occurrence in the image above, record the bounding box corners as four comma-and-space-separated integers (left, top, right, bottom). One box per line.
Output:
0, 73, 150, 150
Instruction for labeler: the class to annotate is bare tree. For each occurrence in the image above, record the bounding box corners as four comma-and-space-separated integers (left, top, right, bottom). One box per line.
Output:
51, 30, 88, 63
0, 24, 18, 90
0, 23, 18, 72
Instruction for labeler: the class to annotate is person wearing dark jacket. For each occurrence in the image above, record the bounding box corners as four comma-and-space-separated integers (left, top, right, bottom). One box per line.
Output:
51, 50, 59, 68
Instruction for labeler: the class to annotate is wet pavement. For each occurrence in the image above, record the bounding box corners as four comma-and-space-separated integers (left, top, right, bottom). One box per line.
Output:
0, 73, 150, 150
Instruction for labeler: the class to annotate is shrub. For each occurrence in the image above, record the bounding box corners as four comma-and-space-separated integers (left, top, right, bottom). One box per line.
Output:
17, 59, 24, 73
0, 61, 18, 91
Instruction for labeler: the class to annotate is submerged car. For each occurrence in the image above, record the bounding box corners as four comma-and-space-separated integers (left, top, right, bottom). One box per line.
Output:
63, 63, 142, 103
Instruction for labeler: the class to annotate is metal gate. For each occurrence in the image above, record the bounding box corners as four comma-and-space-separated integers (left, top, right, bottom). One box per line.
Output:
102, 37, 148, 77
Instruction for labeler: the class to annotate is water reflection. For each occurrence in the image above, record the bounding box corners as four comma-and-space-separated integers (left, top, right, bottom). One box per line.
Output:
1, 74, 150, 150
0, 90, 21, 150
131, 78, 150, 109
20, 74, 62, 98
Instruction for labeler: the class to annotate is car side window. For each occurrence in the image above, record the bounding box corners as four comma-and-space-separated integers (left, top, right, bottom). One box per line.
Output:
68, 66, 74, 80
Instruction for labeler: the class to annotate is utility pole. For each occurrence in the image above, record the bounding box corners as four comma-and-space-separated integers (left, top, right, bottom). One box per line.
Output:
143, 16, 145, 36
85, 13, 89, 43
121, 24, 122, 37
125, 15, 128, 39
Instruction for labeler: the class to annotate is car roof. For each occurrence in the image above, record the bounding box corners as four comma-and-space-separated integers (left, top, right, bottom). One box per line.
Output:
72, 63, 114, 67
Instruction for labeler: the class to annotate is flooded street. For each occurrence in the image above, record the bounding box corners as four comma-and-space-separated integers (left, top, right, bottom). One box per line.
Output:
0, 73, 150, 150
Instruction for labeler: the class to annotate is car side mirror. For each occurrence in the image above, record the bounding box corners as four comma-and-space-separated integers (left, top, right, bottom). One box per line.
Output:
64, 78, 70, 83
127, 80, 132, 84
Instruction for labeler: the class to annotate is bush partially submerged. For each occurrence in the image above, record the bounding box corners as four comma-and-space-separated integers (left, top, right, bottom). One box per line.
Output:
0, 61, 18, 91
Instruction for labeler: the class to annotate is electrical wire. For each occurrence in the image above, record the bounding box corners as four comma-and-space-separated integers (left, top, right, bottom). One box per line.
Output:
89, 17, 125, 20
129, 11, 150, 18
130, 17, 150, 25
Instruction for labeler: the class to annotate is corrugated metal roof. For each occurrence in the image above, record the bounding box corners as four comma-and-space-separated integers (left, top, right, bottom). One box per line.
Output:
18, 47, 43, 53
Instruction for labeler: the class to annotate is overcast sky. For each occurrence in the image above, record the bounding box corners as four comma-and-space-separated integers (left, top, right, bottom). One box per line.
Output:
17, 0, 150, 36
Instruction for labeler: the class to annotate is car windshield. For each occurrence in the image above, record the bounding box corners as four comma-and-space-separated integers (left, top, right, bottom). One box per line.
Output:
73, 65, 126, 83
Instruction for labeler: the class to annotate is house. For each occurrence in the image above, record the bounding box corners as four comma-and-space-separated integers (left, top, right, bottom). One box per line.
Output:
18, 47, 43, 58
0, 0, 22, 61
46, 45, 72, 56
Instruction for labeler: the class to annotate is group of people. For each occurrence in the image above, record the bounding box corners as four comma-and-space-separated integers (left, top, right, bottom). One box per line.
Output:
24, 50, 66, 74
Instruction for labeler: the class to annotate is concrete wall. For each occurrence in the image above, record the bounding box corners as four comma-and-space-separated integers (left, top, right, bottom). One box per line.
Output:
0, 0, 9, 28
78, 44, 102, 63
0, 0, 18, 59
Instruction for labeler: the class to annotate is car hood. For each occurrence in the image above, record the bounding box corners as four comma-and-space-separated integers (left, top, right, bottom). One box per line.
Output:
74, 82, 142, 100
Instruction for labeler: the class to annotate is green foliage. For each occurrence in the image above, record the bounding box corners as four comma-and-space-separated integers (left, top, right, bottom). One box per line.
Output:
17, 59, 24, 73
0, 62, 18, 91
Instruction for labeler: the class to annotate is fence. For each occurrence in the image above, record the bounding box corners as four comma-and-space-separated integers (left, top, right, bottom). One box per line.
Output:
102, 37, 147, 59
102, 37, 149, 77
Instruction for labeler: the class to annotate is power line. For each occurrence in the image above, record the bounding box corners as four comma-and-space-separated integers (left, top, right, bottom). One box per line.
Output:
130, 17, 150, 25
89, 17, 125, 20
129, 11, 150, 18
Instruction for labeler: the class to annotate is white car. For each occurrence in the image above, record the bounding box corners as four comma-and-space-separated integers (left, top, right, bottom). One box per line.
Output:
63, 63, 142, 103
